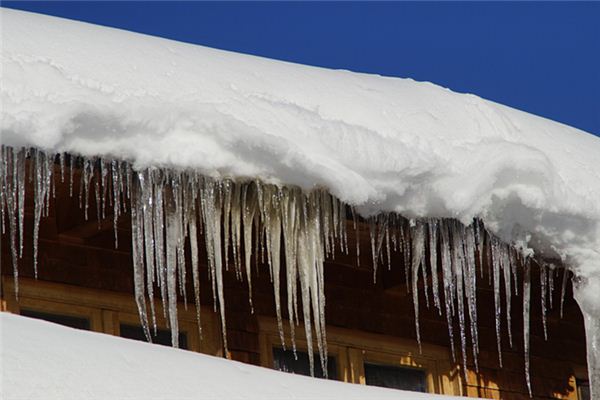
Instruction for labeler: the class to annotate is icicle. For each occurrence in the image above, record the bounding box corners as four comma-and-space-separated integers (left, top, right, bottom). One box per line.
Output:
230, 183, 243, 280
165, 197, 180, 348
428, 219, 441, 314
201, 179, 228, 352
69, 155, 75, 197
451, 221, 469, 381
265, 188, 285, 348
3, 147, 20, 296
242, 183, 258, 312
411, 222, 425, 352
16, 150, 25, 259
464, 226, 479, 371
523, 258, 532, 397
130, 172, 152, 343
100, 160, 108, 220
222, 180, 232, 274
540, 263, 548, 340
351, 207, 360, 267
187, 187, 202, 337
297, 226, 316, 376
440, 220, 457, 362
94, 164, 102, 224
492, 238, 503, 367
501, 244, 514, 347
548, 265, 555, 310
573, 276, 600, 400
560, 267, 568, 318
282, 187, 300, 354
151, 172, 168, 321
32, 150, 53, 277
111, 160, 121, 248
139, 170, 157, 331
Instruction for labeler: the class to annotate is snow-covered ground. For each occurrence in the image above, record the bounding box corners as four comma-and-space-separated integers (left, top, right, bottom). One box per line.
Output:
0, 313, 461, 400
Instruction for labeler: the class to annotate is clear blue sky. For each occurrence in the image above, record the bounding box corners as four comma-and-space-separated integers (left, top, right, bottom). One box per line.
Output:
4, 1, 599, 136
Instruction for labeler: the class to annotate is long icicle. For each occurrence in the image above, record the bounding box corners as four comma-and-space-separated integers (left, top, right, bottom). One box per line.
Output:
1, 144, 578, 391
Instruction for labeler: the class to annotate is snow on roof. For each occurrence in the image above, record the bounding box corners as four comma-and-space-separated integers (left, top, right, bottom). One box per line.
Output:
0, 313, 460, 400
3, 8, 599, 278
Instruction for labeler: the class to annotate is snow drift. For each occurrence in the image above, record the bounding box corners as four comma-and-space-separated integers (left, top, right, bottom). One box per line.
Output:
0, 313, 460, 400
1, 8, 599, 398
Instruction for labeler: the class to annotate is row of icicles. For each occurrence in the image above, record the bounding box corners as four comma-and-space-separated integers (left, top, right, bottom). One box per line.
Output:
1, 146, 572, 395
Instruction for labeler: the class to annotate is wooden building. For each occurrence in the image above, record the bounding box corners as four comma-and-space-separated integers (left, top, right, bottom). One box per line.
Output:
0, 162, 591, 400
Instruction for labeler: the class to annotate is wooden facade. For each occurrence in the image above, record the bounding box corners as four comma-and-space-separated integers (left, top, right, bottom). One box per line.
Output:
0, 165, 590, 399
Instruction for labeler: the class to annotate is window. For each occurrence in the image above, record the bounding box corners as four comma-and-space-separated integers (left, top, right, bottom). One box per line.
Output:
364, 362, 427, 392
20, 309, 91, 330
119, 323, 188, 349
577, 379, 590, 400
2, 277, 222, 357
258, 317, 458, 395
273, 347, 337, 379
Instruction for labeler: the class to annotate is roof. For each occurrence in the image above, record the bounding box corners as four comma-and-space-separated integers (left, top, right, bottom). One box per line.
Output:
2, 8, 599, 274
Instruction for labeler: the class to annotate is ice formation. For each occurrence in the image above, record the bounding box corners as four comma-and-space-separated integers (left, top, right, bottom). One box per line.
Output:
2, 8, 600, 397
0, 146, 581, 392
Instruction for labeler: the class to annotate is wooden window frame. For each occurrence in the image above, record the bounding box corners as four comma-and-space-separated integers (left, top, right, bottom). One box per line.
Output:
2, 277, 223, 357
257, 316, 462, 396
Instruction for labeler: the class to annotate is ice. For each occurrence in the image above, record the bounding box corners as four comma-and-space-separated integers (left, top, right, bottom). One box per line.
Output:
573, 275, 600, 400
4, 146, 595, 390
522, 258, 532, 397
492, 238, 503, 366
411, 222, 425, 352
540, 262, 548, 340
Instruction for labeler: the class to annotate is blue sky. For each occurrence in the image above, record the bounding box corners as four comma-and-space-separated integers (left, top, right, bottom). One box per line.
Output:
4, 1, 599, 136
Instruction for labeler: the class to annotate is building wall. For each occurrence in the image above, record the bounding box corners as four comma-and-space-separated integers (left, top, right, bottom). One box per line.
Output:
0, 169, 589, 399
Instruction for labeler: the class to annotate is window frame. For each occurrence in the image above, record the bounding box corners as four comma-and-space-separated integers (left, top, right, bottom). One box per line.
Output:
2, 277, 222, 357
257, 316, 461, 395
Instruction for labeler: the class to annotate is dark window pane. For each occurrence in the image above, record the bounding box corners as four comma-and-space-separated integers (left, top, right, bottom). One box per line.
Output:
273, 347, 337, 379
20, 309, 90, 330
364, 363, 427, 392
578, 379, 590, 400
119, 324, 188, 349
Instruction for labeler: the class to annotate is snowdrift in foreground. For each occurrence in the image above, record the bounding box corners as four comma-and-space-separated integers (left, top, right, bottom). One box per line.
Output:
0, 313, 458, 400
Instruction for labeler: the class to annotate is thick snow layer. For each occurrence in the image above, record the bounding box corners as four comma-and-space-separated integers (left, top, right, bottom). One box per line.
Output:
0, 313, 459, 400
1, 11, 599, 302
2, 8, 599, 270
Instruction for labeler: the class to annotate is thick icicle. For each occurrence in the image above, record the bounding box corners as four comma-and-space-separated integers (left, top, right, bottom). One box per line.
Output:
411, 222, 425, 352
573, 276, 600, 400
242, 184, 258, 312
130, 173, 152, 343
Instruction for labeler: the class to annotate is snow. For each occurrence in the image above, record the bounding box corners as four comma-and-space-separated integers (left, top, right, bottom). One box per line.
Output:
2, 9, 599, 271
2, 8, 600, 398
0, 312, 460, 400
